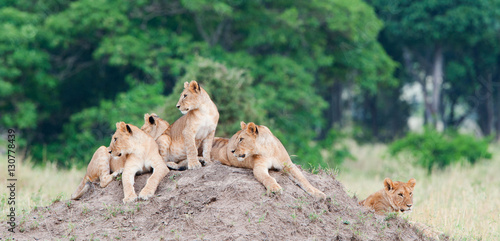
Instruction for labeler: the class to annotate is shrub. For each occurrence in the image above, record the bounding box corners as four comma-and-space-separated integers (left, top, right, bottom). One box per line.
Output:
388, 128, 492, 173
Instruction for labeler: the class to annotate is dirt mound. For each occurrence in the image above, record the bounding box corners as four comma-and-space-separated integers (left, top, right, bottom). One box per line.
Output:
2, 163, 433, 240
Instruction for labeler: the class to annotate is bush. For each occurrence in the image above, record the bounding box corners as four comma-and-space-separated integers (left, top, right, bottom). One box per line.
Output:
388, 128, 492, 173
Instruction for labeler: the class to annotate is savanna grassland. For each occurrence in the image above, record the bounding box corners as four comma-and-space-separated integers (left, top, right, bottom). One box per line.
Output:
1, 143, 498, 240
0, 155, 84, 220
338, 142, 500, 240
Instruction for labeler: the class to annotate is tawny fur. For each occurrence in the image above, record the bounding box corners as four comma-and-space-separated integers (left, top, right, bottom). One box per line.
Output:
71, 146, 126, 200
140, 113, 170, 141
211, 121, 326, 200
359, 178, 416, 215
142, 81, 219, 170
109, 122, 169, 203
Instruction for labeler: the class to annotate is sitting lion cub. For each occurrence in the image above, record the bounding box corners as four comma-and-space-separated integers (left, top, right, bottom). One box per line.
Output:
109, 122, 169, 203
359, 178, 416, 214
212, 121, 326, 200
148, 81, 219, 170
71, 146, 126, 200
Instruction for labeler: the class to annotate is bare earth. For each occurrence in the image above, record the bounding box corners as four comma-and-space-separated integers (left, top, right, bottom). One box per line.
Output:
2, 162, 441, 240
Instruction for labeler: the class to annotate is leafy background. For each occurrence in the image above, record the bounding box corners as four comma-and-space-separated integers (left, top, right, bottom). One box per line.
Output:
1, 0, 499, 170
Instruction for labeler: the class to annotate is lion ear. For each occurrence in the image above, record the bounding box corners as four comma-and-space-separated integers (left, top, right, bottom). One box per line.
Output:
126, 124, 133, 134
189, 80, 201, 93
240, 121, 247, 130
408, 178, 416, 188
246, 122, 259, 135
384, 178, 394, 192
144, 113, 150, 122
116, 122, 126, 132
184, 82, 189, 88
148, 116, 155, 125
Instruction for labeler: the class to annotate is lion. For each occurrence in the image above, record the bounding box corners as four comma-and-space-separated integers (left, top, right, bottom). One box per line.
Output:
109, 122, 169, 203
71, 146, 126, 200
143, 81, 219, 170
141, 113, 170, 141
359, 177, 416, 214
211, 121, 326, 200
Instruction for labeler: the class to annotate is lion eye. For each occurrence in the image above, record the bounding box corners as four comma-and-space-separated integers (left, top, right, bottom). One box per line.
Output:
409, 192, 412, 196
114, 137, 117, 142
398, 193, 404, 197
183, 94, 187, 98
239, 138, 243, 142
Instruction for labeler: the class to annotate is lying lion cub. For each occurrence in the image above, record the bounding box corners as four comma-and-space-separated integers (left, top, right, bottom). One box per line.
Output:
146, 81, 219, 170
359, 178, 416, 214
109, 122, 169, 203
211, 121, 326, 200
71, 146, 126, 200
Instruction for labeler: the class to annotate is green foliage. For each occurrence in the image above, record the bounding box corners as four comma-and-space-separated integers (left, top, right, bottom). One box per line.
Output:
319, 129, 355, 168
1, 0, 404, 168
388, 128, 492, 173
32, 82, 166, 167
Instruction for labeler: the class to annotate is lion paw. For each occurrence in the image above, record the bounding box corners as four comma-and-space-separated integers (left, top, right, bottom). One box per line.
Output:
138, 190, 154, 201
188, 159, 202, 169
123, 193, 138, 204
198, 157, 213, 166
266, 183, 283, 195
313, 190, 326, 200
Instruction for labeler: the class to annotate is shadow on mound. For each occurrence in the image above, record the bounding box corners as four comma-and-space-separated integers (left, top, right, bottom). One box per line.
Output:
2, 163, 441, 240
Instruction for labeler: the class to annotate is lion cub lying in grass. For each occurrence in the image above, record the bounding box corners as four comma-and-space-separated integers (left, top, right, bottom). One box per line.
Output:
211, 121, 326, 200
71, 146, 126, 200
359, 177, 416, 214
109, 122, 169, 203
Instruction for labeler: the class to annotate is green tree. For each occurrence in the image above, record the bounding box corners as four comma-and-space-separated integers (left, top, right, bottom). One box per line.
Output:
368, 0, 500, 133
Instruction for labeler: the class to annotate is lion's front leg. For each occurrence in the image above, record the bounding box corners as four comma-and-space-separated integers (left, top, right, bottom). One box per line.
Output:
139, 156, 168, 200
201, 130, 215, 166
121, 156, 141, 203
253, 157, 282, 194
183, 130, 202, 169
284, 161, 326, 200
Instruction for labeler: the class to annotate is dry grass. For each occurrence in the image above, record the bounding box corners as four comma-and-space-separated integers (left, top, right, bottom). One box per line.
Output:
337, 141, 500, 240
1, 142, 499, 239
0, 157, 84, 219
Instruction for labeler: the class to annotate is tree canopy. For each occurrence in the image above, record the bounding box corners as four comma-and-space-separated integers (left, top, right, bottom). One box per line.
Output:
1, 0, 498, 168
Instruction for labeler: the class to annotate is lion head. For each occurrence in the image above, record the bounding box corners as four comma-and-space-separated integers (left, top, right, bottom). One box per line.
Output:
231, 121, 260, 161
384, 177, 416, 213
176, 81, 204, 115
141, 113, 169, 140
109, 122, 134, 158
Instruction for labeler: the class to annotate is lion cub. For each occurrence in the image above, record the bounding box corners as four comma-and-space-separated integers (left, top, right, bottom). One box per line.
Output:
359, 178, 416, 214
212, 121, 326, 200
151, 81, 219, 170
71, 146, 126, 200
141, 113, 170, 141
109, 122, 169, 203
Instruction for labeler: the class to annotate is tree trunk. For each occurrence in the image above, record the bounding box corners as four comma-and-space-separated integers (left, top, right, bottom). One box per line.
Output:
496, 79, 500, 141
485, 75, 494, 136
431, 45, 444, 130
319, 81, 342, 139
